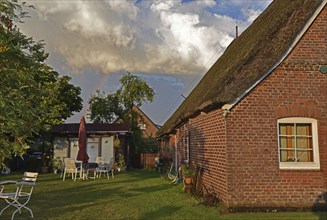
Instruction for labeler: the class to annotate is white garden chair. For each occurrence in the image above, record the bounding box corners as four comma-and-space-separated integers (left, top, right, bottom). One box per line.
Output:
0, 172, 38, 220
96, 158, 115, 179
63, 158, 81, 181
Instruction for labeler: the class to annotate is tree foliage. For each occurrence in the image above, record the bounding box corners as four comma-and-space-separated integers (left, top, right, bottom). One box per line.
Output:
88, 72, 155, 123
117, 72, 155, 108
88, 90, 122, 123
0, 0, 83, 167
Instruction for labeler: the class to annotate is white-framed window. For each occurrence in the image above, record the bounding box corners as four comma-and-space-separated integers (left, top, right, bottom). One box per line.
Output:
277, 117, 320, 170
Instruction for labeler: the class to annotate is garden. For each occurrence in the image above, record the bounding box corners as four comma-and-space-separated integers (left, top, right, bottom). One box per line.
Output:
0, 169, 325, 220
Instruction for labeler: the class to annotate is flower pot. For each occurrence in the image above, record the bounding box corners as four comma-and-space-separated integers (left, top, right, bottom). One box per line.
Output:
117, 166, 126, 172
184, 177, 192, 185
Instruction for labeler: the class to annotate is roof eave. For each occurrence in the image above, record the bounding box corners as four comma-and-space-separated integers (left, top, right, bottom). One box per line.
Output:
158, 101, 226, 137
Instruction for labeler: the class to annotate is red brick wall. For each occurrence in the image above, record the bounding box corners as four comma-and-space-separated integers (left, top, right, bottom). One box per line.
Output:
173, 110, 228, 203
224, 6, 327, 208
132, 106, 158, 138
159, 135, 175, 160
176, 126, 187, 166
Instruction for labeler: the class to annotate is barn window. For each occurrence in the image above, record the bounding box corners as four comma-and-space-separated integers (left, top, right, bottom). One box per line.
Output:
278, 117, 320, 170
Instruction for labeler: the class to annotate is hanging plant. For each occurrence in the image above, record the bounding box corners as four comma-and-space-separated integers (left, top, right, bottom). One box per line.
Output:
114, 138, 121, 148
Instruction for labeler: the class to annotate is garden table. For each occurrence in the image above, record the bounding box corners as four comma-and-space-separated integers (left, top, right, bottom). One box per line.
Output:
82, 162, 98, 180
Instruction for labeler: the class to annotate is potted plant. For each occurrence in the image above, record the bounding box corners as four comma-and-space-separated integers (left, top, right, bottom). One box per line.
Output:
114, 138, 121, 148
182, 164, 195, 185
52, 157, 64, 174
116, 153, 126, 172
39, 139, 52, 173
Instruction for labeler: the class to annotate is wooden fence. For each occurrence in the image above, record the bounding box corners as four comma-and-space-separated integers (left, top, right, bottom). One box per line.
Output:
140, 153, 158, 168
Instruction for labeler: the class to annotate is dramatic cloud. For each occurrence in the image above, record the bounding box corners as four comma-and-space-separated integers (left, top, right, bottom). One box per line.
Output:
22, 0, 270, 75
20, 0, 272, 124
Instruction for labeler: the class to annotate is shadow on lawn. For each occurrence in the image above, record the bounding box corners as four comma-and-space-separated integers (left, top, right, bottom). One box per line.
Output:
29, 185, 138, 218
122, 169, 160, 179
130, 184, 171, 193
35, 183, 136, 204
139, 205, 182, 219
0, 170, 168, 219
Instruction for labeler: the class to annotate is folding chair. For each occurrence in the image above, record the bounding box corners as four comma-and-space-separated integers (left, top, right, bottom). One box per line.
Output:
169, 165, 182, 185
0, 172, 38, 220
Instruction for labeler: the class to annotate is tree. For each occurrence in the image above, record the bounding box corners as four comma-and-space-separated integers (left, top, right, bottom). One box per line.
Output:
0, 0, 83, 168
117, 72, 155, 108
116, 72, 155, 158
88, 72, 155, 123
88, 90, 122, 123
88, 72, 155, 167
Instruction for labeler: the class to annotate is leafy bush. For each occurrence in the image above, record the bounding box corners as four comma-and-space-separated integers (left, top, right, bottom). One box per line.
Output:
182, 164, 195, 177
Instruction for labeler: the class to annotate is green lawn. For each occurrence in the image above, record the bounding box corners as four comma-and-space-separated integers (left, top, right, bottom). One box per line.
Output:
0, 170, 325, 220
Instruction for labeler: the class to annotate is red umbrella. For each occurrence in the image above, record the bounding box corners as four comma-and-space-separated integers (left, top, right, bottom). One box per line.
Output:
77, 116, 89, 163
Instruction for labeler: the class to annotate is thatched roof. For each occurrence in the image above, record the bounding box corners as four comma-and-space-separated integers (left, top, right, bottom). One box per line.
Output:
159, 0, 325, 136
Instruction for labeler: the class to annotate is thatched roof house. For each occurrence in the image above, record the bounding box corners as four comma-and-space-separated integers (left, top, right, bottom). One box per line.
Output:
158, 0, 326, 210
159, 0, 324, 136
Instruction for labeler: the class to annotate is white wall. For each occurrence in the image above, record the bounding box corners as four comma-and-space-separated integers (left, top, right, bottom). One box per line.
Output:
70, 139, 79, 160
101, 136, 114, 163
53, 136, 114, 163
87, 137, 99, 163
53, 137, 68, 158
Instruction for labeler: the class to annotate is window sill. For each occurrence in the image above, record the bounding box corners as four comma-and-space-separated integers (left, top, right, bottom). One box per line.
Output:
279, 163, 320, 170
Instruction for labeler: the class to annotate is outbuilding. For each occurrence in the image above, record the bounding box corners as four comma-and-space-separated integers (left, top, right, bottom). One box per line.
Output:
51, 123, 131, 164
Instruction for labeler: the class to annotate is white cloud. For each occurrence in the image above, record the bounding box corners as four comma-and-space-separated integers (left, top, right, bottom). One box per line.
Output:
150, 1, 177, 12
63, 4, 105, 36
194, 0, 216, 8
20, 0, 271, 124
152, 5, 233, 70
33, 1, 74, 17
21, 0, 267, 76
242, 8, 262, 23
106, 0, 139, 20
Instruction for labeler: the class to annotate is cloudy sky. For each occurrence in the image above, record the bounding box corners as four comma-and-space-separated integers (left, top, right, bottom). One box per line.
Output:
19, 0, 272, 125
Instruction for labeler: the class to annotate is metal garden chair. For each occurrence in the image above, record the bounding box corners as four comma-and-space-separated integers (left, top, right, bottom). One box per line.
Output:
0, 172, 38, 220
96, 157, 115, 179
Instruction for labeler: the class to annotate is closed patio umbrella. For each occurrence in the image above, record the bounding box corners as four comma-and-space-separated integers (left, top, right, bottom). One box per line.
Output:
77, 116, 89, 163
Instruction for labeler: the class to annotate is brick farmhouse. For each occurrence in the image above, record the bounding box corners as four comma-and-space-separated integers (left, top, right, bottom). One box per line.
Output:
114, 104, 158, 139
113, 104, 159, 167
158, 0, 327, 209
